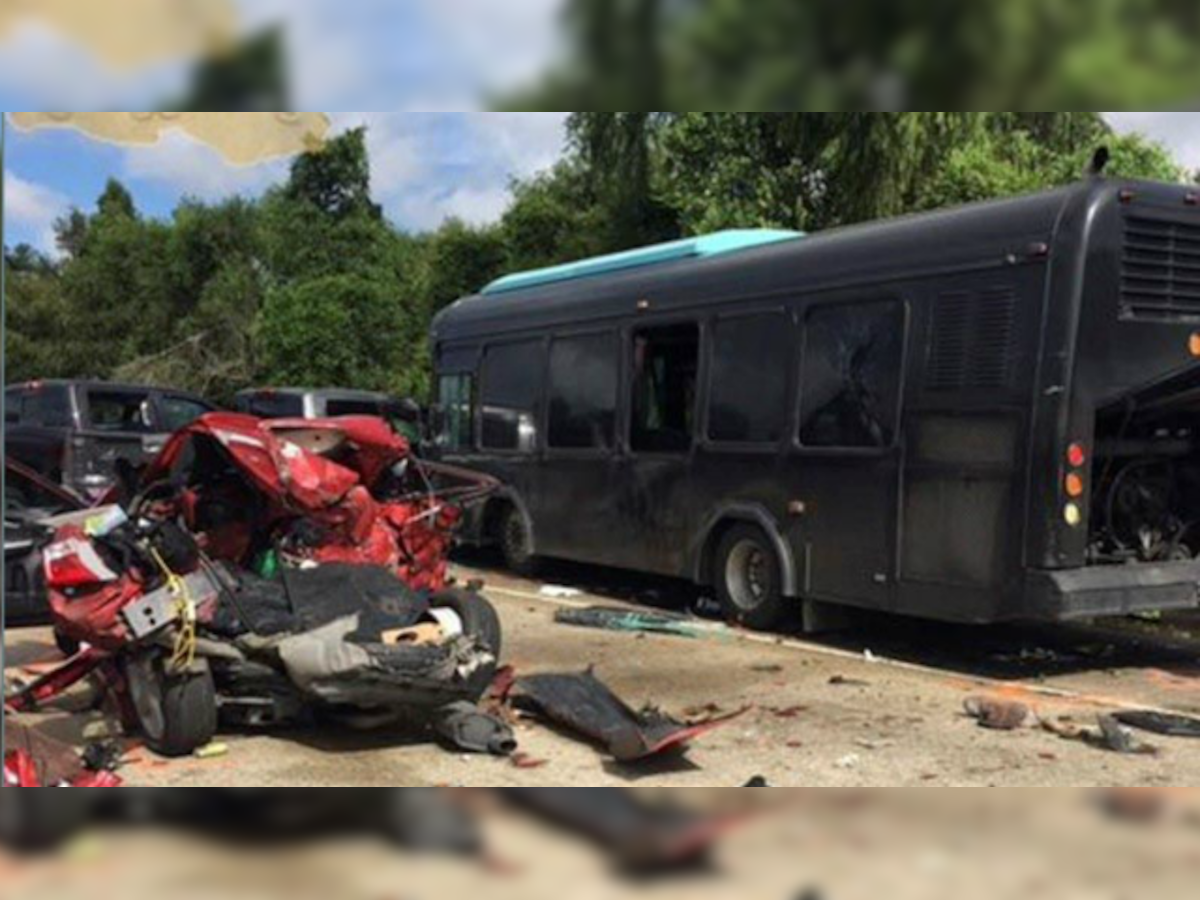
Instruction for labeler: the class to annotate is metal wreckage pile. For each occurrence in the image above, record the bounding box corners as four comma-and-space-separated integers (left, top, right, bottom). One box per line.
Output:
4, 412, 743, 789
4, 413, 511, 775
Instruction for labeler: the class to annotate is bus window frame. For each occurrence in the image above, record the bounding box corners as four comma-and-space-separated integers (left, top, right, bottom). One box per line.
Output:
478, 335, 548, 458
625, 315, 707, 461
701, 304, 796, 455
544, 325, 623, 461
793, 294, 912, 459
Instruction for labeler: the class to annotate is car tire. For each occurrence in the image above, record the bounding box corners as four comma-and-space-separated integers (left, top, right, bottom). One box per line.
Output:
428, 588, 502, 700
54, 628, 81, 658
714, 524, 788, 631
125, 654, 218, 758
497, 506, 539, 578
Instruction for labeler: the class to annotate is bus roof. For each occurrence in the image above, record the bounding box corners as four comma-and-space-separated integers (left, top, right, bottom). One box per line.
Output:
434, 183, 1099, 342
481, 229, 804, 296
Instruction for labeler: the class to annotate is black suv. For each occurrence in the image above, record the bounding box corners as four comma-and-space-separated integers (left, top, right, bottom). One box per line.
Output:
4, 380, 216, 499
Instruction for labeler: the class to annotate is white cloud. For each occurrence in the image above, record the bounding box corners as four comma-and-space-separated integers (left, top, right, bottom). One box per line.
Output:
119, 129, 289, 200
3, 171, 70, 254
465, 112, 568, 179
0, 20, 188, 109
1107, 112, 1200, 170
423, 0, 565, 93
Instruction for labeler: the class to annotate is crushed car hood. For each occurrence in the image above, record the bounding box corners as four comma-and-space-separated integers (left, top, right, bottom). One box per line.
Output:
145, 413, 409, 512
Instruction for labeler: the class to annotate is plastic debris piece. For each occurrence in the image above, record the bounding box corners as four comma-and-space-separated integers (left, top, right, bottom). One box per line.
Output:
554, 606, 705, 639
516, 670, 747, 762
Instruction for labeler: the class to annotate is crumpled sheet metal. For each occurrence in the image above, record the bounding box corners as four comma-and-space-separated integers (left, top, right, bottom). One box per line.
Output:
275, 615, 494, 710
515, 671, 746, 762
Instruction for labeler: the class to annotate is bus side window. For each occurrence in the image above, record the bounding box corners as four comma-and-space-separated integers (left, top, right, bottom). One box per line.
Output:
708, 313, 791, 444
631, 324, 700, 455
799, 301, 905, 449
548, 333, 618, 450
480, 340, 543, 452
437, 374, 475, 451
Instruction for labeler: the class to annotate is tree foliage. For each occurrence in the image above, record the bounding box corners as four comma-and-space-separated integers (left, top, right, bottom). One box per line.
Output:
4, 114, 1187, 408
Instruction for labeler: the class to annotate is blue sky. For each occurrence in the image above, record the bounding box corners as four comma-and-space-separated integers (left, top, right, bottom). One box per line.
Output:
2, 113, 570, 252
1, 0, 570, 252
7, 113, 1200, 257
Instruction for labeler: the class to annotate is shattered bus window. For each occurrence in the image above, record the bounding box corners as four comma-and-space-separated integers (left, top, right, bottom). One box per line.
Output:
799, 301, 905, 449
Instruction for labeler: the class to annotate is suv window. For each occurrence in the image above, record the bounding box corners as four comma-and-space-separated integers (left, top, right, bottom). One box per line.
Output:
241, 393, 305, 419
799, 300, 905, 449
5, 388, 27, 424
86, 390, 155, 433
326, 399, 383, 417
159, 395, 212, 432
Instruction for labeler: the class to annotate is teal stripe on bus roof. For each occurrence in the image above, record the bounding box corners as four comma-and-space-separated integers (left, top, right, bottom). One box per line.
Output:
481, 229, 804, 296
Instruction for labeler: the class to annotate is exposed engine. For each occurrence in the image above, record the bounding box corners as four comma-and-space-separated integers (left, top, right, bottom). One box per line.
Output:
1088, 426, 1200, 564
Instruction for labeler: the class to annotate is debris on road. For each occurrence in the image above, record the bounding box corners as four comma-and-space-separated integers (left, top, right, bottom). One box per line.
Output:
553, 605, 707, 639
514, 670, 746, 763
539, 585, 583, 599
829, 675, 870, 687
1113, 710, 1200, 739
1042, 714, 1160, 755
963, 696, 1032, 731
501, 788, 742, 870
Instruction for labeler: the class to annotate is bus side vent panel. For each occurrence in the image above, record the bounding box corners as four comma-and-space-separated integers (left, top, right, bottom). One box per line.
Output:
925, 288, 1017, 392
1122, 214, 1200, 321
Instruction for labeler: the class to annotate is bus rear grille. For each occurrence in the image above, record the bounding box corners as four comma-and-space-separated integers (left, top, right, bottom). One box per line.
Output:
926, 288, 1017, 392
1121, 215, 1200, 320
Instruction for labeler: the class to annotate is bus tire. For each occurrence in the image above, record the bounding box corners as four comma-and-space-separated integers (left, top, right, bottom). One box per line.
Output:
498, 506, 539, 578
714, 524, 787, 631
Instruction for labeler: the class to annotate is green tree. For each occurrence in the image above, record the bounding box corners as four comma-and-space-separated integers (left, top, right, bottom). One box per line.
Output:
255, 274, 407, 392
501, 164, 611, 271
421, 219, 509, 313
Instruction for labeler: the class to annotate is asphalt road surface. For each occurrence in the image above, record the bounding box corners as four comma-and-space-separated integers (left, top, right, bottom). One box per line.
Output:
6, 553, 1200, 787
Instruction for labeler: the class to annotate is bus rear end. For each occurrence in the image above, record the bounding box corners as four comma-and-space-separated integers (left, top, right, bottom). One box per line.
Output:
1027, 179, 1200, 618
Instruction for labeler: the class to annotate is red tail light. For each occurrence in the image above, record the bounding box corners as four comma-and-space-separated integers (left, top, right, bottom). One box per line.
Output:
1067, 443, 1087, 469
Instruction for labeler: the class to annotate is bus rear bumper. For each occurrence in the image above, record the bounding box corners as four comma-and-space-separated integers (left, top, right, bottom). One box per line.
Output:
1025, 561, 1200, 621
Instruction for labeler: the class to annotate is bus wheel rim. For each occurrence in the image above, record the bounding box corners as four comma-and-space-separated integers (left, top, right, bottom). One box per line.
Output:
726, 540, 769, 610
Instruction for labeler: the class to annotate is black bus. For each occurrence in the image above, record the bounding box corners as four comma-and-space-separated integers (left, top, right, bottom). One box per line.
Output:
431, 176, 1200, 630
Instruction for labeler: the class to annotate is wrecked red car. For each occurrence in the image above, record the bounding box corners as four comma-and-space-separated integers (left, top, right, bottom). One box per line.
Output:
7, 414, 510, 759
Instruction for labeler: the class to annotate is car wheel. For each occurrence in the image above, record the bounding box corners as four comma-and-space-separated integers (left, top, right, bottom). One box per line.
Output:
714, 524, 788, 631
54, 628, 81, 658
498, 506, 539, 577
428, 588, 502, 700
125, 654, 217, 758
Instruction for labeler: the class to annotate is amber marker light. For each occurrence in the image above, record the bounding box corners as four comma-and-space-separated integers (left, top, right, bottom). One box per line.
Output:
1190, 333, 1200, 358
1065, 473, 1085, 498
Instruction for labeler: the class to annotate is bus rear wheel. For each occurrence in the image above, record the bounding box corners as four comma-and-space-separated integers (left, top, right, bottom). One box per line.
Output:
497, 506, 539, 578
714, 524, 786, 631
